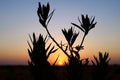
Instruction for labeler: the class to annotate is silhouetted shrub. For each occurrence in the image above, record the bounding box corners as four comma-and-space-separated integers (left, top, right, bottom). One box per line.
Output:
91, 52, 110, 80
27, 33, 58, 80
37, 2, 96, 80
27, 2, 111, 80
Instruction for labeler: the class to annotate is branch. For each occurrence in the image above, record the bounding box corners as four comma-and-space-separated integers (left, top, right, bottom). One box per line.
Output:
78, 33, 86, 51
45, 27, 70, 58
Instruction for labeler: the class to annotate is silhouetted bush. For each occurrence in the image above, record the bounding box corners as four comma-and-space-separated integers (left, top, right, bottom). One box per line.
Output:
91, 52, 110, 80
27, 33, 58, 80
37, 2, 96, 80
27, 2, 111, 80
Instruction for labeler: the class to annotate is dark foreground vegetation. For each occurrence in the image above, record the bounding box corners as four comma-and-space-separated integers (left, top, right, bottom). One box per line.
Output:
1, 2, 117, 80
23, 2, 120, 80
0, 65, 120, 80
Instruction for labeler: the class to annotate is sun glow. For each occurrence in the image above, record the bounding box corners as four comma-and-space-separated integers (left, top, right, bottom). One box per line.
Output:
58, 61, 63, 66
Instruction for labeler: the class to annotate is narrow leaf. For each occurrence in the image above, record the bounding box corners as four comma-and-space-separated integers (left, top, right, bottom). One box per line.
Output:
33, 33, 36, 45
51, 48, 58, 53
28, 49, 33, 61
47, 46, 55, 56
65, 46, 68, 52
47, 9, 55, 26
78, 17, 82, 25
89, 22, 96, 30
72, 50, 80, 59
45, 43, 52, 53
27, 41, 32, 51
29, 34, 32, 44
44, 35, 48, 42
71, 32, 79, 46
90, 16, 95, 24
94, 56, 99, 66
52, 55, 59, 66
71, 23, 85, 32
50, 46, 55, 53
99, 52, 103, 62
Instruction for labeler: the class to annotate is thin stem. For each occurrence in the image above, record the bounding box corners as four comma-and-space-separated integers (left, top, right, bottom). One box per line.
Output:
45, 27, 70, 58
69, 46, 73, 57
79, 34, 86, 51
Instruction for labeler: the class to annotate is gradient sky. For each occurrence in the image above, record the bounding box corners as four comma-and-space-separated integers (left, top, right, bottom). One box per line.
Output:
0, 0, 120, 65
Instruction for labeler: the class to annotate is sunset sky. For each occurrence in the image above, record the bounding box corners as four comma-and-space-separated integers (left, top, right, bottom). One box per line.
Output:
0, 0, 120, 65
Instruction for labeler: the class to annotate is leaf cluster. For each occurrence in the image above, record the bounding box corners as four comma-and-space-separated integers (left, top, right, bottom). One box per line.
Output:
62, 27, 79, 46
91, 52, 110, 67
91, 52, 110, 80
27, 2, 111, 80
72, 15, 97, 35
27, 33, 58, 66
37, 2, 54, 28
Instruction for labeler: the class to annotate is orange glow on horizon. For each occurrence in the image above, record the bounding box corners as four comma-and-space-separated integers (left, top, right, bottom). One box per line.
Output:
0, 41, 120, 65
58, 61, 63, 66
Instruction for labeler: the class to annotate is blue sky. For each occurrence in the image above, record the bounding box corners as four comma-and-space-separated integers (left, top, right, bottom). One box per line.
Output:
0, 0, 120, 65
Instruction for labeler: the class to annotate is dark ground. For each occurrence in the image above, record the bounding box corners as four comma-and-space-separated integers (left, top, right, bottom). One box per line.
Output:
0, 65, 120, 80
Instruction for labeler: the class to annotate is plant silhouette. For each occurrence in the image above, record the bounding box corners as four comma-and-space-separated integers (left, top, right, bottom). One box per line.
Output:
27, 2, 111, 80
62, 14, 97, 80
27, 33, 58, 80
37, 2, 97, 80
62, 27, 89, 80
71, 14, 97, 51
91, 52, 110, 80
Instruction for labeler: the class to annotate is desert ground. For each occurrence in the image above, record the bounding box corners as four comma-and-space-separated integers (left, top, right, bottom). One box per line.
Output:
0, 65, 120, 80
